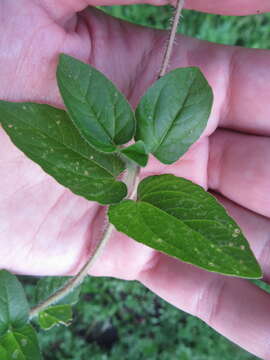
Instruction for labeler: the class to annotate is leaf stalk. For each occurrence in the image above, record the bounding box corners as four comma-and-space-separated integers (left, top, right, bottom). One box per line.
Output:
29, 162, 140, 319
29, 222, 114, 319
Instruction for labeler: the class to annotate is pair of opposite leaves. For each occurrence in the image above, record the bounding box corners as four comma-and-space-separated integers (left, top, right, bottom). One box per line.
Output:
0, 54, 262, 279
0, 54, 212, 204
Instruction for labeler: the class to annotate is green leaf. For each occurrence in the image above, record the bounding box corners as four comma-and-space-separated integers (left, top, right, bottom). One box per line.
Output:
0, 345, 8, 360
35, 277, 80, 306
0, 101, 127, 205
135, 67, 213, 164
0, 271, 30, 336
57, 54, 135, 153
0, 325, 42, 360
38, 305, 72, 331
109, 175, 262, 278
35, 277, 80, 331
120, 141, 148, 167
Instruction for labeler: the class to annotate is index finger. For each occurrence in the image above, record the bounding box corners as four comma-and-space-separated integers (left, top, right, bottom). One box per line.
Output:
185, 0, 270, 15
54, 0, 270, 20
90, 0, 270, 15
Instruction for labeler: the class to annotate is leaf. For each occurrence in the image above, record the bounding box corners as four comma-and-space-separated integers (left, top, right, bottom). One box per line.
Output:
35, 277, 80, 330
120, 141, 148, 167
0, 345, 8, 360
0, 101, 127, 205
109, 175, 262, 278
0, 325, 42, 360
135, 67, 213, 164
38, 305, 72, 331
57, 54, 135, 153
35, 277, 81, 306
0, 271, 30, 336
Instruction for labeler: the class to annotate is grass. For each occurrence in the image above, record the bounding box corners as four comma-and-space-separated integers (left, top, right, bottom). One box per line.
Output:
23, 276, 260, 360
23, 5, 270, 359
99, 5, 270, 48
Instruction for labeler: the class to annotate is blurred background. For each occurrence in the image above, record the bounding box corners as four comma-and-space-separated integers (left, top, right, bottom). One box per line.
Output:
22, 5, 270, 359
99, 4, 270, 47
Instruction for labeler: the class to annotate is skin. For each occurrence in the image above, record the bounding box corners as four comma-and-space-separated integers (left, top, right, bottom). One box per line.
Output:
0, 0, 270, 358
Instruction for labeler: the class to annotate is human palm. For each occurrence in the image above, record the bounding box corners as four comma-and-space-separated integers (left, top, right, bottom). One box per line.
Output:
1, 1, 270, 359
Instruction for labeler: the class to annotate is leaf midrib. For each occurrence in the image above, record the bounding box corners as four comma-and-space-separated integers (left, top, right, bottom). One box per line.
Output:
152, 74, 196, 154
139, 189, 209, 203
58, 75, 116, 148
135, 201, 247, 274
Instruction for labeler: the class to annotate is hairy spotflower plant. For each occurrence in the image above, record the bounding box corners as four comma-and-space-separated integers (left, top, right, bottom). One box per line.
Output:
0, 2, 262, 358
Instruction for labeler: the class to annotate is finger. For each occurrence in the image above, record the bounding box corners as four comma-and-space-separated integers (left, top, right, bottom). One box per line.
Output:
208, 129, 270, 218
75, 9, 270, 136
212, 193, 270, 282
140, 138, 209, 189
218, 47, 270, 135
185, 0, 270, 15
139, 254, 270, 360
41, 0, 168, 22
169, 39, 270, 136
42, 0, 270, 20
4, 6, 270, 137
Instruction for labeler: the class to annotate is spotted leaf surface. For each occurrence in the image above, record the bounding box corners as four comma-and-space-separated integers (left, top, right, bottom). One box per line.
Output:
57, 54, 135, 153
0, 325, 42, 360
0, 101, 127, 205
35, 277, 80, 331
135, 67, 213, 164
109, 175, 262, 278
38, 305, 72, 331
0, 271, 29, 337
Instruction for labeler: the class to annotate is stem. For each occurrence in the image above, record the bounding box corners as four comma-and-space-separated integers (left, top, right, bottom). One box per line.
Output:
30, 2, 183, 316
159, 0, 185, 78
124, 162, 140, 199
29, 0, 182, 321
130, 171, 140, 200
29, 162, 140, 319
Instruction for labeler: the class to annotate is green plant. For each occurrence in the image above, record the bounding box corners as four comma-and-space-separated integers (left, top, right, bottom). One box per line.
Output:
20, 275, 258, 360
0, 2, 263, 358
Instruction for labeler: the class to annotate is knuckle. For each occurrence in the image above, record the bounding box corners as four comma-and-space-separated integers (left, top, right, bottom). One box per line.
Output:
193, 276, 226, 326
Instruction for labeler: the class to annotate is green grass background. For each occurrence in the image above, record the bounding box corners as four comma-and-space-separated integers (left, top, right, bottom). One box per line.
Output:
99, 5, 270, 48
24, 5, 270, 360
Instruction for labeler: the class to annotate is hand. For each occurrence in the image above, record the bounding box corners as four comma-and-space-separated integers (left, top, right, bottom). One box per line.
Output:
0, 1, 270, 358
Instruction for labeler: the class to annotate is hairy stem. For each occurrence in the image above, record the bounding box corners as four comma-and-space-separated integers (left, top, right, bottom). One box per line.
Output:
29, 222, 114, 319
29, 162, 140, 319
159, 0, 185, 78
